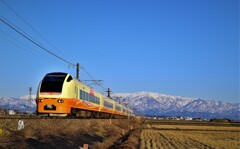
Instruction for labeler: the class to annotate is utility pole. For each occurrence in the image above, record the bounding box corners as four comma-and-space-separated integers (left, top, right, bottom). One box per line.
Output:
106, 88, 111, 98
29, 87, 32, 113
76, 63, 80, 80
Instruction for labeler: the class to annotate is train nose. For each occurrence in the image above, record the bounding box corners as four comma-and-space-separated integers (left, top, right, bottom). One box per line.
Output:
37, 99, 43, 102
57, 99, 64, 103
44, 104, 56, 110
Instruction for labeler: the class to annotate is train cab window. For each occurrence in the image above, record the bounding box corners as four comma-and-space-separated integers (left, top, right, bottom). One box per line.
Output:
40, 73, 67, 93
67, 75, 73, 82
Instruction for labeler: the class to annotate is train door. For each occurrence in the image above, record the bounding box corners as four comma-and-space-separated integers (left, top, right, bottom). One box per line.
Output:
75, 84, 79, 99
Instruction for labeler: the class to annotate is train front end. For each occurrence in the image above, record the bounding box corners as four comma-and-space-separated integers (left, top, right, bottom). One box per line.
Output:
36, 72, 75, 116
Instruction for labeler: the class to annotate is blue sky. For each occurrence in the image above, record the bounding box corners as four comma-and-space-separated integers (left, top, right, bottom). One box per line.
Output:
0, 0, 239, 103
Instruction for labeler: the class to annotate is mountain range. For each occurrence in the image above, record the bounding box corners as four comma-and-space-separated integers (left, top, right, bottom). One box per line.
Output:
0, 92, 239, 120
112, 92, 240, 120
0, 95, 36, 112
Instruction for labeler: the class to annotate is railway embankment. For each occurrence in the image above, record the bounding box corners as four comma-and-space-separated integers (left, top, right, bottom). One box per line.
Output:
0, 117, 143, 149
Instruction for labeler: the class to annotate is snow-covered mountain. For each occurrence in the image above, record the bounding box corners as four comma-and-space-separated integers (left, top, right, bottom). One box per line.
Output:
0, 96, 36, 112
0, 92, 239, 120
112, 92, 240, 120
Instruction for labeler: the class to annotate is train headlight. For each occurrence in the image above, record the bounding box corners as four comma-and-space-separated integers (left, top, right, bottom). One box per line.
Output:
38, 99, 42, 102
57, 99, 64, 103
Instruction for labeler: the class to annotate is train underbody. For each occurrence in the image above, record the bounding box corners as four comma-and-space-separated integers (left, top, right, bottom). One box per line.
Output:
37, 108, 128, 119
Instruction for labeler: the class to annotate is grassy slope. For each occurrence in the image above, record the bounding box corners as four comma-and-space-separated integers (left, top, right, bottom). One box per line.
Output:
0, 118, 143, 149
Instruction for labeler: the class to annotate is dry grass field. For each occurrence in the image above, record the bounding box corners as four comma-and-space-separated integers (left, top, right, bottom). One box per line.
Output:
1, 117, 239, 149
0, 117, 143, 149
139, 120, 240, 149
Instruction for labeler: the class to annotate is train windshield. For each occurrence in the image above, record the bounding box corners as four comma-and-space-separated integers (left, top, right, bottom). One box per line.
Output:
40, 73, 67, 93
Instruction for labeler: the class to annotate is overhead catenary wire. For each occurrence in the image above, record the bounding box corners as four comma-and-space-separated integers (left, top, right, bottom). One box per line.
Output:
0, 15, 108, 93
81, 66, 107, 91
0, 29, 42, 56
0, 29, 62, 66
0, 15, 75, 66
1, 0, 66, 57
0, 2, 110, 94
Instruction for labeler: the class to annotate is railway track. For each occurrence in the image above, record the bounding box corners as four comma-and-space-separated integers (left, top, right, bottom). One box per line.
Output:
0, 114, 40, 119
0, 114, 127, 120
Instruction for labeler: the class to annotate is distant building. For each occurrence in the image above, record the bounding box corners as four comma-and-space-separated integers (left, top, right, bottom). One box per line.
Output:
185, 117, 193, 120
8, 110, 16, 115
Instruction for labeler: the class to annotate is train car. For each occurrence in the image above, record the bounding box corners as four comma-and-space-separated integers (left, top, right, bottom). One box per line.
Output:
36, 72, 133, 118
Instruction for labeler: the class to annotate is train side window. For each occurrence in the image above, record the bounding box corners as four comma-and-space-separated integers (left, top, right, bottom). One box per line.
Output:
83, 91, 85, 100
104, 100, 113, 109
90, 94, 94, 103
84, 92, 87, 100
95, 97, 98, 104
96, 97, 100, 104
89, 94, 92, 102
116, 106, 119, 111
80, 90, 82, 99
87, 93, 89, 101
67, 75, 73, 82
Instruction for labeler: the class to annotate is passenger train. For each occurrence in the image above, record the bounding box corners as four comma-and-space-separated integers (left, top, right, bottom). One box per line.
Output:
36, 72, 133, 118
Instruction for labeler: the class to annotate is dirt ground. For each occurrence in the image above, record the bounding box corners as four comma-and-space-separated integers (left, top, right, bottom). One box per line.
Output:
0, 117, 143, 149
139, 119, 240, 149
2, 117, 238, 149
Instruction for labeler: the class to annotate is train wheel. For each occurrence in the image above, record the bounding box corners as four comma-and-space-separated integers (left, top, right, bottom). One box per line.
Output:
75, 110, 82, 118
92, 112, 99, 119
70, 108, 77, 118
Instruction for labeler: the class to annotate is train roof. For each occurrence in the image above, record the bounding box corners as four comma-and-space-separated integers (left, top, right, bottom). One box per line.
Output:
45, 72, 68, 75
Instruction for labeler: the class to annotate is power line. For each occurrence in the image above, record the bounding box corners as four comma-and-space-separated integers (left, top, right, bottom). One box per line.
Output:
0, 29, 62, 65
0, 15, 107, 91
81, 66, 107, 91
81, 67, 105, 87
0, 15, 75, 66
0, 15, 109, 93
0, 3, 110, 92
1, 0, 66, 57
0, 30, 41, 56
